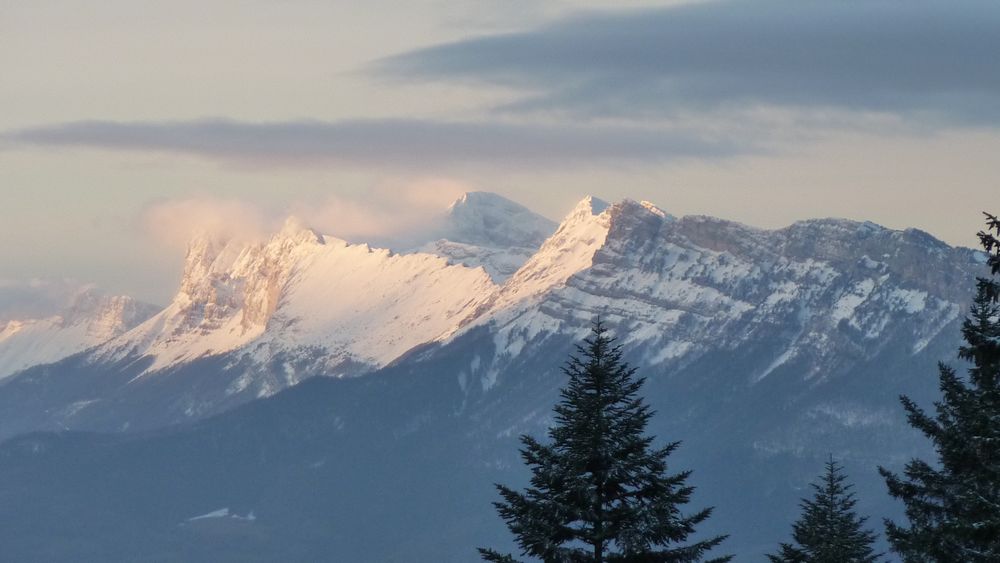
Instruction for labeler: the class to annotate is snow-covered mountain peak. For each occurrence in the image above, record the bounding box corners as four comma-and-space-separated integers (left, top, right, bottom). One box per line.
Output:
447, 190, 502, 211
0, 288, 157, 379
443, 191, 556, 249
604, 198, 690, 244
478, 196, 669, 309
522, 196, 615, 272
568, 195, 610, 217
174, 217, 323, 311
412, 192, 558, 282
61, 288, 158, 339
456, 196, 617, 331
62, 285, 108, 323
177, 233, 238, 298
276, 216, 324, 246
95, 214, 499, 381
105, 217, 335, 372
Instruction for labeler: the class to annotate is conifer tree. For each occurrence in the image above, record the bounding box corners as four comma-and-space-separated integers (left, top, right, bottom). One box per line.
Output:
479, 320, 730, 563
878, 212, 1000, 561
768, 457, 881, 563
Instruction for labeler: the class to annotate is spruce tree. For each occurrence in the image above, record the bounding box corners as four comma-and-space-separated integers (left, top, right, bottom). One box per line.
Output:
878, 212, 1000, 561
479, 320, 730, 563
768, 457, 881, 563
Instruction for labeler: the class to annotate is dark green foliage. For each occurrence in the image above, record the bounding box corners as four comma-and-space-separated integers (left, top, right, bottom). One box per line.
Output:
879, 213, 1000, 561
978, 212, 1000, 302
768, 457, 881, 563
479, 320, 730, 562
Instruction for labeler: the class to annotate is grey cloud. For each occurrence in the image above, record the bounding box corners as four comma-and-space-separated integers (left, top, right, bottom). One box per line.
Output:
376, 0, 1000, 124
5, 118, 744, 166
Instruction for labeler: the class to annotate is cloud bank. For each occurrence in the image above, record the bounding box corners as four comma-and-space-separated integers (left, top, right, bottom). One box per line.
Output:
5, 118, 742, 168
141, 198, 273, 251
290, 178, 468, 245
140, 178, 473, 253
377, 0, 1000, 125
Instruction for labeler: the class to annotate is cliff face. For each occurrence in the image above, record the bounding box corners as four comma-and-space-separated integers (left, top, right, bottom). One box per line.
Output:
450, 197, 977, 396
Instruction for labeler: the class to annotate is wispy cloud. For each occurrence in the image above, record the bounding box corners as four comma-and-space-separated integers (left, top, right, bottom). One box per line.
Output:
4, 118, 744, 168
294, 178, 468, 243
140, 178, 472, 250
140, 198, 273, 251
376, 0, 1000, 126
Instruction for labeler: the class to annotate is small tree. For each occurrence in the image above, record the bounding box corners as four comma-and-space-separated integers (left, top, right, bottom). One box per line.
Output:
768, 457, 881, 563
479, 320, 730, 563
879, 213, 1000, 561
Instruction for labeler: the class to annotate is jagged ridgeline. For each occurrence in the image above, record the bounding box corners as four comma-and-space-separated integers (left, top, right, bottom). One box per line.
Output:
0, 192, 985, 560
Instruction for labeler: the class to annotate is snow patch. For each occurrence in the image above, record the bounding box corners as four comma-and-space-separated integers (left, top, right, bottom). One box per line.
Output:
831, 279, 876, 327
808, 403, 892, 429
186, 508, 256, 523
639, 200, 667, 218
188, 508, 230, 521
756, 346, 798, 382
646, 340, 693, 364
889, 288, 927, 314
859, 255, 882, 269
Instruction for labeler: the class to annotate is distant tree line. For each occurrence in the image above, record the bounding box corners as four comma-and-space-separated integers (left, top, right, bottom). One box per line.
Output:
478, 214, 1000, 562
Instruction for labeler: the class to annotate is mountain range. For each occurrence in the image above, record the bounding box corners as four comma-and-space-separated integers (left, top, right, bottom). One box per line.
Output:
0, 192, 987, 561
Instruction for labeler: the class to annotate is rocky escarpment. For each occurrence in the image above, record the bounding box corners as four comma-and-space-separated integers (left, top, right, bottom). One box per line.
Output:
453, 198, 978, 394
0, 288, 158, 380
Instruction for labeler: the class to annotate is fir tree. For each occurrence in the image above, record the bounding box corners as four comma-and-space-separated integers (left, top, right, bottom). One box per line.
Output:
479, 320, 730, 563
878, 212, 1000, 561
768, 457, 881, 563
979, 212, 1000, 302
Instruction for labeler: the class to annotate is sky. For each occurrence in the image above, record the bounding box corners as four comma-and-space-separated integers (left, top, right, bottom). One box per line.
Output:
1, 0, 998, 309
